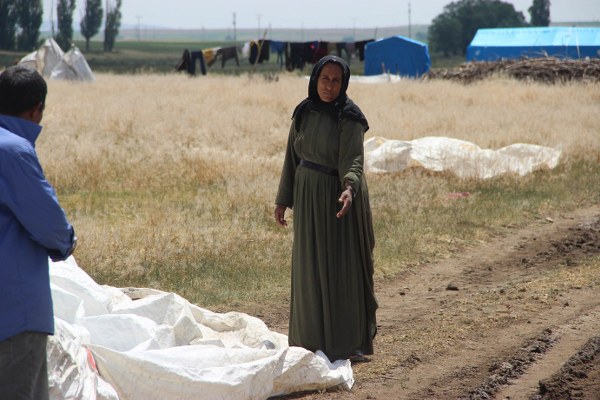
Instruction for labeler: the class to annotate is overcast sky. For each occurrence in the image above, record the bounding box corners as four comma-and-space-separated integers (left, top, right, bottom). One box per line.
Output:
41, 0, 600, 30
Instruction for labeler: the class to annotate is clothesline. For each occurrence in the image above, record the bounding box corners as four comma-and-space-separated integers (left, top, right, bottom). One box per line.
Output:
176, 39, 375, 75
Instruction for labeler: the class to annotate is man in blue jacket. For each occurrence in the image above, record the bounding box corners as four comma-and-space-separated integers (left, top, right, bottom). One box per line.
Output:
0, 65, 77, 400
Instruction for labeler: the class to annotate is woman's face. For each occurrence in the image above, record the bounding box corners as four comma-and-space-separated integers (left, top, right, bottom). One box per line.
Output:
316, 63, 343, 103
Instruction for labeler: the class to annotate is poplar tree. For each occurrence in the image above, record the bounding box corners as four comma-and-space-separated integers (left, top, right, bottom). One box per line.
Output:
103, 0, 122, 52
0, 0, 16, 50
80, 0, 103, 51
56, 0, 76, 50
528, 0, 551, 26
15, 0, 43, 51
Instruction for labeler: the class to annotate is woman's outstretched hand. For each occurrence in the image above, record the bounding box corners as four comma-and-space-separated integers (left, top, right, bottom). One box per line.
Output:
275, 205, 288, 226
336, 188, 353, 218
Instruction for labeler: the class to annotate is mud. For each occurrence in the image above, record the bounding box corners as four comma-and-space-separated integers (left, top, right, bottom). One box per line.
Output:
269, 207, 600, 400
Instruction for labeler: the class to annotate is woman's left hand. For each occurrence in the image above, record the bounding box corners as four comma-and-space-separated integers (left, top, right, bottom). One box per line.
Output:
336, 188, 353, 218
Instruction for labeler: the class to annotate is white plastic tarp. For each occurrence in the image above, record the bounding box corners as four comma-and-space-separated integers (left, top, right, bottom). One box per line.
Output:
50, 46, 95, 82
350, 74, 401, 83
305, 74, 401, 84
48, 258, 353, 400
20, 38, 65, 77
365, 136, 561, 179
19, 38, 95, 82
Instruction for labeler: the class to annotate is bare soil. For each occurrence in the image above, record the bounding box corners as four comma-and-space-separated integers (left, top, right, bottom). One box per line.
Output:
264, 205, 600, 400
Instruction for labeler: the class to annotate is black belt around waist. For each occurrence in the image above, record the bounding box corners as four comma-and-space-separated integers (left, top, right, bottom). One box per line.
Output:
300, 160, 339, 177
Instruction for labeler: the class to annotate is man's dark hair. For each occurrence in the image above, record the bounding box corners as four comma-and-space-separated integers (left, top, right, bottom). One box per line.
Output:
0, 66, 47, 116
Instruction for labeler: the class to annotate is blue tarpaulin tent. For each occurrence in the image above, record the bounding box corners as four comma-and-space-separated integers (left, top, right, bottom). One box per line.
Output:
467, 27, 600, 62
364, 36, 431, 77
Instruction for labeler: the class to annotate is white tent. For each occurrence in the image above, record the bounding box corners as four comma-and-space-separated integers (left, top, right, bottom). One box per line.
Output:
50, 46, 95, 81
19, 38, 65, 77
48, 258, 353, 400
19, 38, 95, 82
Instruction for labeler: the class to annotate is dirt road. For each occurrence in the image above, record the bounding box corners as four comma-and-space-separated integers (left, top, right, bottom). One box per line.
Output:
271, 205, 600, 400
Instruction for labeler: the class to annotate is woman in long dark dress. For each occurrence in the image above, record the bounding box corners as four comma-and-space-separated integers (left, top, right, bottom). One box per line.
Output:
274, 55, 377, 362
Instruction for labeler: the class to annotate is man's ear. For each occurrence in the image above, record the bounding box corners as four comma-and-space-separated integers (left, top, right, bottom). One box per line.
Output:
34, 101, 45, 116
19, 102, 44, 123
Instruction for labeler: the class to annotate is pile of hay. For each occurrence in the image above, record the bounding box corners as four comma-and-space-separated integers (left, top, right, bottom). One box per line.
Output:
424, 57, 600, 84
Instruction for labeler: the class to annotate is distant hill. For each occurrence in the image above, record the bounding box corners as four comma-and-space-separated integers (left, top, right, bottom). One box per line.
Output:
39, 20, 599, 46
41, 25, 430, 44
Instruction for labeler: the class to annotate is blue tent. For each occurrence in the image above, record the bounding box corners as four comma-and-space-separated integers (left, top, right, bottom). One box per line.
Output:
467, 27, 600, 62
364, 36, 431, 77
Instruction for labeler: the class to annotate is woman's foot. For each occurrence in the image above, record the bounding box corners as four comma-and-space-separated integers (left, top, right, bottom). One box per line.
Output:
349, 350, 369, 363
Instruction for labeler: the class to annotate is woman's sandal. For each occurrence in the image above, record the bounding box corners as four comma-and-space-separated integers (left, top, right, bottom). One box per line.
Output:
349, 351, 369, 363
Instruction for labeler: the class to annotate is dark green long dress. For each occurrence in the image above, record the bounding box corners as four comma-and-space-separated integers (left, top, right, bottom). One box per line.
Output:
275, 108, 377, 361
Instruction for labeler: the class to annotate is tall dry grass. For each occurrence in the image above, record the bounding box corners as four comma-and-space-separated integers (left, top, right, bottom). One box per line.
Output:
38, 72, 600, 314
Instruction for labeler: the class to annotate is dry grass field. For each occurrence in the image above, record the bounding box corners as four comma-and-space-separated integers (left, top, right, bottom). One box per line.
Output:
39, 73, 600, 309
39, 72, 600, 398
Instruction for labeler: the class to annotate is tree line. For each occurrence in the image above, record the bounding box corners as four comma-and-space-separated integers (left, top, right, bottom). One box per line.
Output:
1, 0, 553, 58
428, 0, 552, 57
0, 0, 122, 52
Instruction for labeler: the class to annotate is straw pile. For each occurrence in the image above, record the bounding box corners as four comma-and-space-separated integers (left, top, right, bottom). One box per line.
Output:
424, 57, 600, 84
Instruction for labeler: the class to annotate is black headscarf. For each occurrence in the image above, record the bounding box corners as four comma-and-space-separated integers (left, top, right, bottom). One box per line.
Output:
292, 55, 369, 132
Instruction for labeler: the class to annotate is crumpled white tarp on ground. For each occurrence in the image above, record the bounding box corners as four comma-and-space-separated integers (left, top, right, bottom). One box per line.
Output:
48, 258, 353, 400
364, 136, 561, 179
350, 74, 401, 83
305, 74, 401, 84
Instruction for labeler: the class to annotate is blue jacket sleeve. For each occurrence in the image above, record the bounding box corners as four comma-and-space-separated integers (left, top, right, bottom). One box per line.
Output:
1, 144, 75, 261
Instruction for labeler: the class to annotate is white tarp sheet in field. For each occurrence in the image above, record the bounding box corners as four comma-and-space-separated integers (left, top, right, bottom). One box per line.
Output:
350, 73, 401, 83
305, 74, 401, 84
48, 258, 353, 400
365, 136, 561, 179
19, 38, 95, 82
